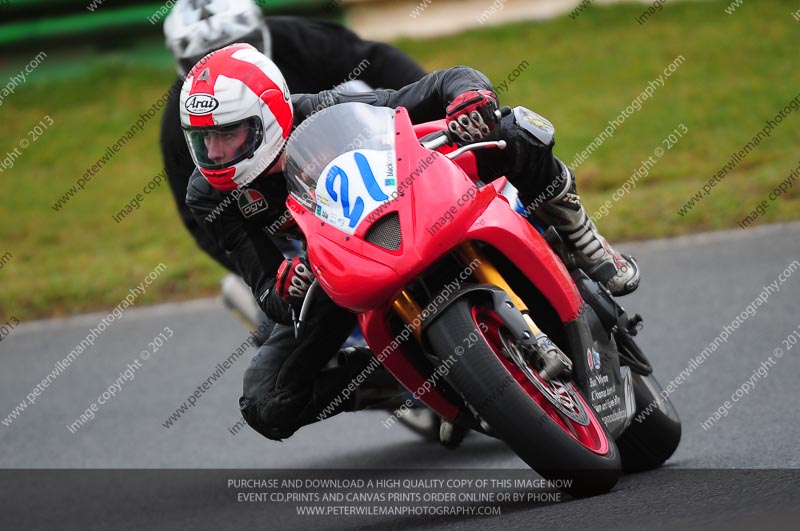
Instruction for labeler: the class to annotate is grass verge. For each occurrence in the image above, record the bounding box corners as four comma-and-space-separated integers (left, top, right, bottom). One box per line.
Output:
1, 0, 797, 320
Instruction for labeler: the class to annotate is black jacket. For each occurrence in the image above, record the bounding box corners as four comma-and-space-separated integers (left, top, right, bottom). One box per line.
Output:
161, 17, 427, 270
186, 66, 510, 324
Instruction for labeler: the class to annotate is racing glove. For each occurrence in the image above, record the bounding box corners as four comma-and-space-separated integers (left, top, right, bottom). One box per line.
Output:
264, 257, 315, 325
446, 89, 500, 144
275, 256, 315, 305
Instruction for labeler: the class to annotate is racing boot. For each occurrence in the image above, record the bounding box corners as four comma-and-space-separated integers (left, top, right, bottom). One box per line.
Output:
439, 419, 469, 449
533, 167, 640, 296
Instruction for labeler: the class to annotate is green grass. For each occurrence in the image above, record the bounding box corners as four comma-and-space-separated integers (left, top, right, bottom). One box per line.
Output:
396, 0, 799, 239
1, 0, 798, 320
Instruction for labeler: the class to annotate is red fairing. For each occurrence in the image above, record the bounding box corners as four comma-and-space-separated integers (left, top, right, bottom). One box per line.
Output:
293, 122, 488, 310
358, 309, 462, 419
469, 183, 583, 321
286, 107, 583, 418
289, 108, 582, 320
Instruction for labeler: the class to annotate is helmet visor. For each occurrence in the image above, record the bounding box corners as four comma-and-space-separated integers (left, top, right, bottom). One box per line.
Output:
183, 117, 264, 170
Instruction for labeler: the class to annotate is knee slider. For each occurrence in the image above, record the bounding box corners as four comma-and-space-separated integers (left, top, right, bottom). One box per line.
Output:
239, 394, 302, 441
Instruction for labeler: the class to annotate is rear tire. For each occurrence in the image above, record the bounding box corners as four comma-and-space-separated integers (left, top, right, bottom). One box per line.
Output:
616, 372, 681, 472
426, 298, 620, 497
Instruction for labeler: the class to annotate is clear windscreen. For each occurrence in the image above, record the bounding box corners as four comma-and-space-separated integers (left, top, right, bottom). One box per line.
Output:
284, 103, 398, 234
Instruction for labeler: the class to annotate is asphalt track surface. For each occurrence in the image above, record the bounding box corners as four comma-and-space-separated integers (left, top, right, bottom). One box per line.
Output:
1, 222, 799, 530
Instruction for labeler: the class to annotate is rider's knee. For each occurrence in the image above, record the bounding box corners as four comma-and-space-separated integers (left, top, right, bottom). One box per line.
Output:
239, 393, 304, 441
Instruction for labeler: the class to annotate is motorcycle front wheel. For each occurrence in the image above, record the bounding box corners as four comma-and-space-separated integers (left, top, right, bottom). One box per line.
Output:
425, 297, 620, 498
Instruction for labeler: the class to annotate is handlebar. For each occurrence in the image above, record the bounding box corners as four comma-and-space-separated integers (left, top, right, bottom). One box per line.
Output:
420, 133, 451, 151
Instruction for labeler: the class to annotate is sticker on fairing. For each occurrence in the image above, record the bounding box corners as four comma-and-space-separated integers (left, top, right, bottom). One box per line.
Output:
586, 347, 602, 371
314, 148, 397, 235
592, 348, 601, 370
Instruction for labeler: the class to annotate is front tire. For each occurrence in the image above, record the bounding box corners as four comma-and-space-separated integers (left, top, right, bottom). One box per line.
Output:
426, 298, 620, 497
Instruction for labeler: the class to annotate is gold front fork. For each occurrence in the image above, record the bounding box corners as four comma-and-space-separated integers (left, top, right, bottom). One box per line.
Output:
392, 241, 571, 382
391, 241, 542, 337
392, 290, 425, 341
455, 241, 543, 336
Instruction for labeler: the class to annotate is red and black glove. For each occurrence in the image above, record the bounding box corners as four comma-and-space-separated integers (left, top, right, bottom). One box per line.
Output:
445, 89, 500, 144
275, 256, 315, 306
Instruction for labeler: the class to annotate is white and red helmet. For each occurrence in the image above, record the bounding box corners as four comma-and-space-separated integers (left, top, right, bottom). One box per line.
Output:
179, 43, 293, 191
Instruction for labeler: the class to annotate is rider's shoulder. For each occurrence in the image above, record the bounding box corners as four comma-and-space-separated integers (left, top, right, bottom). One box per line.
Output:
186, 168, 224, 205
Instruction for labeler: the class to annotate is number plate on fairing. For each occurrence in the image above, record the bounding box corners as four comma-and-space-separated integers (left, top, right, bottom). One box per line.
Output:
314, 148, 397, 234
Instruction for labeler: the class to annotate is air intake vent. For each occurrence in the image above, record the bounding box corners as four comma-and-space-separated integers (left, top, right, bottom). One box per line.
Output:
365, 212, 401, 250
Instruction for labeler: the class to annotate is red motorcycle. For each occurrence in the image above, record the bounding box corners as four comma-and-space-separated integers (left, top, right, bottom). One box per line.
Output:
283, 103, 680, 497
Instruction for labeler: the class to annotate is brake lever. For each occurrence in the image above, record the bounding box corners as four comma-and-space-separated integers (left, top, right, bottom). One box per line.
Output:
445, 140, 506, 160
293, 278, 320, 339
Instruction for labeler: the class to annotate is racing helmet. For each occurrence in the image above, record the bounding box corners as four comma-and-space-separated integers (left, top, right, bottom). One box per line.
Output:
179, 43, 293, 191
164, 0, 272, 76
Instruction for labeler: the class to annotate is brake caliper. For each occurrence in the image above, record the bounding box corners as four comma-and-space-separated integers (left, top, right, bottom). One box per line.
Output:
532, 334, 573, 381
